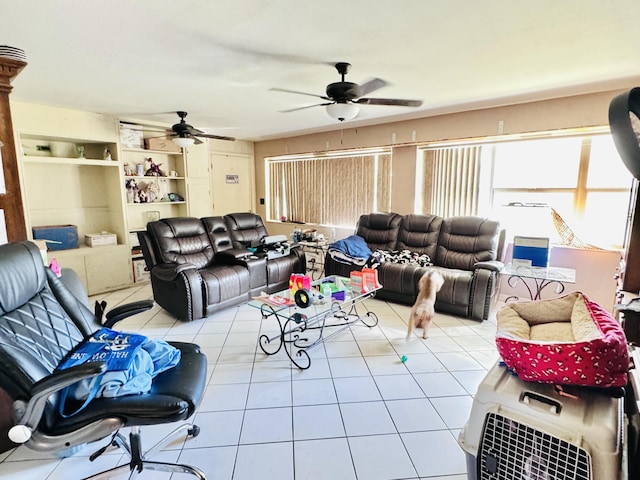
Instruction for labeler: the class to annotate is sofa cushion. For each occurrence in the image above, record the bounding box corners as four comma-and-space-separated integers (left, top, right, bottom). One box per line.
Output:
202, 216, 235, 253
356, 213, 402, 250
396, 214, 442, 260
435, 216, 500, 270
147, 218, 214, 269
225, 213, 269, 248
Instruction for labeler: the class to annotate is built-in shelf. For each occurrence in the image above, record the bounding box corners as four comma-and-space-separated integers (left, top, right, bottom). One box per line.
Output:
23, 157, 120, 166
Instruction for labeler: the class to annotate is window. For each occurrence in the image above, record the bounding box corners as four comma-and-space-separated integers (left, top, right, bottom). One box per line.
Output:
419, 132, 633, 249
266, 150, 392, 227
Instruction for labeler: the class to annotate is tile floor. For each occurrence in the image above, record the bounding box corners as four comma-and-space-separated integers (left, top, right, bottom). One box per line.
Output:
0, 284, 502, 479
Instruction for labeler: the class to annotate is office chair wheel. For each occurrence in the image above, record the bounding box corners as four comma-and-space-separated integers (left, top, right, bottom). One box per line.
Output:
188, 425, 200, 438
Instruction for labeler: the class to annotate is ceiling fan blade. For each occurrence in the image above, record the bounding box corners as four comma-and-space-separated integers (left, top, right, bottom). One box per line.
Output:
270, 87, 331, 101
280, 103, 332, 113
355, 98, 423, 107
356, 78, 387, 98
193, 136, 204, 145
197, 133, 236, 141
185, 125, 206, 136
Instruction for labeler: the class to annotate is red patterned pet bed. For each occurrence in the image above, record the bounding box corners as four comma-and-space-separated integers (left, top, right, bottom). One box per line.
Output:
496, 292, 628, 387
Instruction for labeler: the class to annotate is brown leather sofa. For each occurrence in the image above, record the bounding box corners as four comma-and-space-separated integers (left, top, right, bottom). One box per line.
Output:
324, 213, 504, 320
137, 213, 306, 321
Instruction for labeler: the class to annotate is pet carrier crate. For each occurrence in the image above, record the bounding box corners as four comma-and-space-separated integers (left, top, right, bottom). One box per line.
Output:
458, 362, 623, 480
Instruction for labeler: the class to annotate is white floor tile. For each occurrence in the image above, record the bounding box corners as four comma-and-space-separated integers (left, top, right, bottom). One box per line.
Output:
356, 339, 395, 356
385, 398, 448, 432
413, 371, 468, 397
246, 380, 292, 408
250, 359, 293, 382
239, 407, 293, 444
430, 395, 475, 429
402, 352, 447, 374
401, 430, 468, 477
453, 369, 491, 395
177, 445, 237, 480
339, 401, 396, 436
333, 375, 382, 403
374, 374, 425, 400
209, 362, 254, 385
291, 378, 338, 405
328, 356, 371, 377
433, 351, 485, 371
199, 383, 250, 411
184, 410, 244, 448
365, 354, 411, 376
294, 438, 357, 480
348, 434, 418, 480
293, 404, 345, 440
234, 442, 294, 480
323, 339, 362, 357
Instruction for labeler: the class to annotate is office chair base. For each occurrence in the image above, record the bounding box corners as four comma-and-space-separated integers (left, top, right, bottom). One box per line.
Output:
83, 424, 205, 480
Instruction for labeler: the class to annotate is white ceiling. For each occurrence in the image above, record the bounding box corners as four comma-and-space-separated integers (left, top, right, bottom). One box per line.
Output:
2, 0, 640, 141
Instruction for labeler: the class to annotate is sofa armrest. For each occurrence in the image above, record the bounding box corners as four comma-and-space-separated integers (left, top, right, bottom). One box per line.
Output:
473, 260, 504, 273
152, 262, 198, 282
215, 249, 254, 261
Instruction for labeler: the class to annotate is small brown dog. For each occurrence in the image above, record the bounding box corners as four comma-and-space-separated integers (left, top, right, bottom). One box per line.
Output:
407, 269, 445, 338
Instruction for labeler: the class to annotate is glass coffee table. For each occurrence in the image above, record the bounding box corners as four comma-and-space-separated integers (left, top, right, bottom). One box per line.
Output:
249, 276, 380, 369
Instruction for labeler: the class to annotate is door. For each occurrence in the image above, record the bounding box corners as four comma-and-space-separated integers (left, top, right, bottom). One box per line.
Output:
211, 153, 254, 215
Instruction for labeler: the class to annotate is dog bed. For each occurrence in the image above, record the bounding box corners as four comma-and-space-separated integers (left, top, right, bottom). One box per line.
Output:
496, 292, 628, 387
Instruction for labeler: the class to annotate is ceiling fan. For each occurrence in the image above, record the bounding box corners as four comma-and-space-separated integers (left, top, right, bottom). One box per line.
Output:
271, 62, 423, 121
148, 111, 235, 147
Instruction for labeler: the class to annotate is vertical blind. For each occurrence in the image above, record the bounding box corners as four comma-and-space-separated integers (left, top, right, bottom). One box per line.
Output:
422, 146, 481, 217
268, 152, 392, 226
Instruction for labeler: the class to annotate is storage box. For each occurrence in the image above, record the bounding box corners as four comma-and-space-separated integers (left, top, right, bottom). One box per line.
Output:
119, 123, 144, 149
458, 362, 622, 480
85, 233, 117, 247
144, 137, 181, 153
132, 257, 150, 283
32, 225, 79, 251
512, 235, 550, 267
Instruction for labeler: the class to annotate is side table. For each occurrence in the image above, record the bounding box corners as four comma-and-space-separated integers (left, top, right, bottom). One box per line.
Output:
501, 263, 576, 301
297, 240, 330, 280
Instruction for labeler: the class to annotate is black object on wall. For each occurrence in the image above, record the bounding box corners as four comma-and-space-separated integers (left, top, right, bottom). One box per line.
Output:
610, 88, 640, 293
609, 87, 640, 179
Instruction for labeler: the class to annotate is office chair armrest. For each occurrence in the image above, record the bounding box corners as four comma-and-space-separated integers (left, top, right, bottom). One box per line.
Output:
103, 300, 154, 328
9, 362, 107, 444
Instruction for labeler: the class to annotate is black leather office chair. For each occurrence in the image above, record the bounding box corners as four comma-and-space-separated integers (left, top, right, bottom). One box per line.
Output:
0, 241, 208, 479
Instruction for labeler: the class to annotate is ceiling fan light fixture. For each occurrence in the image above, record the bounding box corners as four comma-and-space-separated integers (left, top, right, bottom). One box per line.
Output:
326, 102, 359, 122
173, 136, 195, 149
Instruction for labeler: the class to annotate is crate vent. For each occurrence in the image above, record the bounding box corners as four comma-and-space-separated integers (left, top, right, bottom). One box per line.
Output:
478, 412, 592, 480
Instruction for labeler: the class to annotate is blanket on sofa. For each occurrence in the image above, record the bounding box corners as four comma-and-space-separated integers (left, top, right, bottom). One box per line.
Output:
366, 249, 433, 269
496, 292, 628, 387
328, 235, 372, 266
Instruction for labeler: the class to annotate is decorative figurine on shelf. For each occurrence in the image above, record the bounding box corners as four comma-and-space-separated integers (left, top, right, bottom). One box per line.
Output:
125, 178, 138, 204
137, 180, 160, 203
77, 145, 85, 159
103, 148, 112, 161
145, 157, 164, 176
123, 163, 134, 176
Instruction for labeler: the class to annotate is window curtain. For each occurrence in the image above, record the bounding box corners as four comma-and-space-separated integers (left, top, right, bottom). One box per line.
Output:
422, 146, 481, 217
268, 153, 391, 226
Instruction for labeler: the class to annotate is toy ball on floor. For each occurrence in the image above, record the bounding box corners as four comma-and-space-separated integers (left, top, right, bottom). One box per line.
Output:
401, 355, 408, 363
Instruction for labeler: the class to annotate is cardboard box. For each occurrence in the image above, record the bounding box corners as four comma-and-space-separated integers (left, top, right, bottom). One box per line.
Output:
512, 236, 550, 267
32, 225, 79, 251
31, 239, 48, 265
85, 233, 117, 247
132, 257, 150, 283
144, 137, 181, 153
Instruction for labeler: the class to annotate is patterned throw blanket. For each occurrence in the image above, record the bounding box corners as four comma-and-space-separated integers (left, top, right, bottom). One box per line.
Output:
366, 249, 433, 269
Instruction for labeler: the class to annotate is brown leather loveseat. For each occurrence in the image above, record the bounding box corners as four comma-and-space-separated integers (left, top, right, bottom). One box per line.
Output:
324, 213, 504, 320
138, 213, 306, 321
